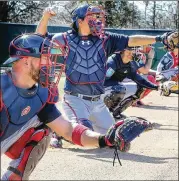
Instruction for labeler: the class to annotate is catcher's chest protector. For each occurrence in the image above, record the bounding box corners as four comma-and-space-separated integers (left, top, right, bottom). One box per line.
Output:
161, 52, 178, 71
64, 31, 107, 84
114, 62, 132, 82
0, 73, 48, 139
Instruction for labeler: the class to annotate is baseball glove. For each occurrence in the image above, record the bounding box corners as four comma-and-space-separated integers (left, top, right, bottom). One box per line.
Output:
99, 116, 153, 165
160, 80, 178, 96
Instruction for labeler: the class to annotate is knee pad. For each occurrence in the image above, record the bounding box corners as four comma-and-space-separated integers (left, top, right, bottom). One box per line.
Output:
112, 96, 135, 118
104, 84, 126, 109
3, 127, 51, 180
78, 119, 94, 131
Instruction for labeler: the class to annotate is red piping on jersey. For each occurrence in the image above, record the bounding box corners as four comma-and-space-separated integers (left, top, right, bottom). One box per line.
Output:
63, 95, 78, 122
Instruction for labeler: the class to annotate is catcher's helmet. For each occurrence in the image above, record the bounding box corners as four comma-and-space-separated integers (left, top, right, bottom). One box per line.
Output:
3, 33, 66, 104
71, 4, 90, 24
3, 34, 48, 65
168, 32, 179, 50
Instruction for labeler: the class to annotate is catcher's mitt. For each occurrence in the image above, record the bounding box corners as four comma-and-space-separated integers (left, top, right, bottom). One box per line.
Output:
160, 80, 178, 96
171, 73, 179, 82
99, 116, 153, 166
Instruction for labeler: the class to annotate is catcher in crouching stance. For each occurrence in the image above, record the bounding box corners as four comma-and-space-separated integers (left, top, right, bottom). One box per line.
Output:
1, 34, 152, 180
156, 32, 179, 96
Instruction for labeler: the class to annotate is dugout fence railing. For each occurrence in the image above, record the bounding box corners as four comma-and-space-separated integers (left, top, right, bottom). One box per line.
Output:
0, 22, 171, 69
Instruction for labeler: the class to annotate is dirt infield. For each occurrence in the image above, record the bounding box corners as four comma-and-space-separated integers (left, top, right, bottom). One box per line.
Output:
1, 91, 178, 180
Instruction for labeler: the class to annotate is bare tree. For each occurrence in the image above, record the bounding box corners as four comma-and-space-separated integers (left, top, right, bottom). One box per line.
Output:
142, 1, 178, 29
1, 0, 177, 29
0, 1, 8, 22
44, 1, 80, 26
152, 1, 156, 29
0, 1, 48, 23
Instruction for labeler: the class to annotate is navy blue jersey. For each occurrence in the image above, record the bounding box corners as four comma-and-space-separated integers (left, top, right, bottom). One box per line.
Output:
0, 72, 61, 141
131, 60, 145, 72
104, 53, 158, 90
47, 31, 129, 95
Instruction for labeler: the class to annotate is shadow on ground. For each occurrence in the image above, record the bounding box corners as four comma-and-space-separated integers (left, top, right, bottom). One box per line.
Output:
152, 123, 178, 131
138, 105, 178, 111
62, 147, 178, 165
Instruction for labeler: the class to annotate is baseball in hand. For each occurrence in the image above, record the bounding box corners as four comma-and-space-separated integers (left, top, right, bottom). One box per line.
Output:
43, 7, 57, 18
50, 9, 56, 16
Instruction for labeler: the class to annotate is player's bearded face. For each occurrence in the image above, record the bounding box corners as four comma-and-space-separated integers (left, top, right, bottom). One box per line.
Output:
29, 61, 40, 83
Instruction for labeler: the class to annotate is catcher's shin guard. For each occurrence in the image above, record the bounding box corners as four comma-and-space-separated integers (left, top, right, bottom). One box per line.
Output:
112, 96, 136, 118
112, 86, 145, 118
2, 127, 51, 180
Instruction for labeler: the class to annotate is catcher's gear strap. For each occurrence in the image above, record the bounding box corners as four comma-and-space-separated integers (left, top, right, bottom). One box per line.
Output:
98, 135, 106, 148
104, 84, 126, 109
0, 90, 9, 136
112, 96, 136, 118
4, 127, 50, 180
99, 120, 125, 148
72, 124, 88, 146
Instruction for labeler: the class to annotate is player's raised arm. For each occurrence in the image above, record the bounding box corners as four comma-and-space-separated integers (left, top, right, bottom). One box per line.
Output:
128, 32, 176, 47
36, 7, 56, 35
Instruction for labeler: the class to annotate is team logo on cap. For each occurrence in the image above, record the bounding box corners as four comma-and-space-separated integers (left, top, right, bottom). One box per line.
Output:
16, 51, 21, 55
21, 106, 31, 116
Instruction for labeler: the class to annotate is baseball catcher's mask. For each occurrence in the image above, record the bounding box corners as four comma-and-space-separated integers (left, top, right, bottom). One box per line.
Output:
85, 5, 105, 38
133, 50, 146, 64
167, 32, 179, 51
127, 46, 147, 64
40, 38, 66, 103
71, 4, 105, 38
120, 46, 147, 64
3, 33, 66, 103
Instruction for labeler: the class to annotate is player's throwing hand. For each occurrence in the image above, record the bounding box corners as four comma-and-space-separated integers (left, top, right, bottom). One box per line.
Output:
43, 7, 57, 19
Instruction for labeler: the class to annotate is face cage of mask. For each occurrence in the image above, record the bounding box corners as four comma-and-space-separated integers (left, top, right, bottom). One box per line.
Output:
85, 11, 105, 38
40, 38, 66, 104
125, 47, 146, 63
166, 42, 179, 52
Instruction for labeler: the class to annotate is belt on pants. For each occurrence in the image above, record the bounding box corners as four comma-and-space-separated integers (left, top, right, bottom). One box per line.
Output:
65, 92, 101, 101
